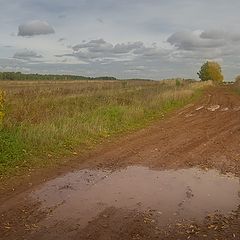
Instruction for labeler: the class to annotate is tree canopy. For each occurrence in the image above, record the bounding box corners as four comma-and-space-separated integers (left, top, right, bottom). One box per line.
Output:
197, 61, 224, 83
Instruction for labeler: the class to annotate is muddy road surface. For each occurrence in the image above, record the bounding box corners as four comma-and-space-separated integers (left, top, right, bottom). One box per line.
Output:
1, 86, 240, 240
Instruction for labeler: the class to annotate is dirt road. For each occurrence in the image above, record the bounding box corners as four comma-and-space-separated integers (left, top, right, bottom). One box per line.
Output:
1, 86, 240, 240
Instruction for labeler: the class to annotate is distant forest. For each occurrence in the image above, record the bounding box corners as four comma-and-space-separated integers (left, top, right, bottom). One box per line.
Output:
0, 72, 117, 81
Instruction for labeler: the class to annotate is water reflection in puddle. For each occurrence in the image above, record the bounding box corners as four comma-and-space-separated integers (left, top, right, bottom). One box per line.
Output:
31, 166, 240, 227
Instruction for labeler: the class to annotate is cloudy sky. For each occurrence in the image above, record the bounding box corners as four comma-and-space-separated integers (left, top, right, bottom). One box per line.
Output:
1, 0, 240, 80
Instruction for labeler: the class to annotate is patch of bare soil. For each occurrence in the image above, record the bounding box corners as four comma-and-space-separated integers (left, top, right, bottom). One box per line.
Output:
1, 86, 240, 240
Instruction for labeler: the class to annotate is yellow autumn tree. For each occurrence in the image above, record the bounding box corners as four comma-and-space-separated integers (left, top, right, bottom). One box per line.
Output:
197, 61, 224, 83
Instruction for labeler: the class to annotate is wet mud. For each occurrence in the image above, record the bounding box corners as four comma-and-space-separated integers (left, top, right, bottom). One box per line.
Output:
32, 167, 240, 228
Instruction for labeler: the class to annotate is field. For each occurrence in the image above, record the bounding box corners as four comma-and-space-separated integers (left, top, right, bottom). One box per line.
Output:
3, 80, 240, 240
0, 79, 211, 176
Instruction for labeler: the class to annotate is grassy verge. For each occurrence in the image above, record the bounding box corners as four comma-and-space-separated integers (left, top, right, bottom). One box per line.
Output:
0, 79, 212, 176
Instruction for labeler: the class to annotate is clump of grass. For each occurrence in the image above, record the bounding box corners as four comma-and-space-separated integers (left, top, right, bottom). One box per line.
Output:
0, 79, 212, 176
233, 77, 240, 95
0, 90, 4, 127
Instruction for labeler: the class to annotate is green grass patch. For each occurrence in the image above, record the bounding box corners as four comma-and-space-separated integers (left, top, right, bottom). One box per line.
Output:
0, 128, 27, 173
0, 80, 210, 176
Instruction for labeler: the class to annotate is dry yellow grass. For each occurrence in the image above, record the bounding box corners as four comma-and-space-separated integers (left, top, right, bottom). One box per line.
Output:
0, 90, 4, 126
0, 79, 212, 175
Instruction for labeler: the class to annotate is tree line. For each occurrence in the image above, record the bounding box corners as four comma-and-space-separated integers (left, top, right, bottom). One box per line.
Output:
0, 62, 231, 83
0, 72, 117, 81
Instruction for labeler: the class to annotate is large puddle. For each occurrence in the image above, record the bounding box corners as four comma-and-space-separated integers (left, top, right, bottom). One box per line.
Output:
31, 166, 240, 228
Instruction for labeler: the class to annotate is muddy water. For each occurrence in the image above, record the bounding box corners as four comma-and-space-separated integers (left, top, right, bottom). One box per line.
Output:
31, 166, 240, 230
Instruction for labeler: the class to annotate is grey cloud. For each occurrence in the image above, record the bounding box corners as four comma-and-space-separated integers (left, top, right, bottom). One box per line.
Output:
167, 30, 240, 64
4, 1, 240, 80
18, 20, 55, 36
134, 46, 167, 58
69, 39, 167, 63
166, 29, 240, 79
72, 39, 144, 54
72, 39, 113, 52
167, 31, 225, 51
0, 58, 32, 73
113, 42, 144, 54
200, 30, 240, 42
13, 49, 42, 60
58, 14, 66, 19
55, 53, 75, 58
200, 30, 226, 39
58, 38, 66, 42
97, 18, 104, 23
